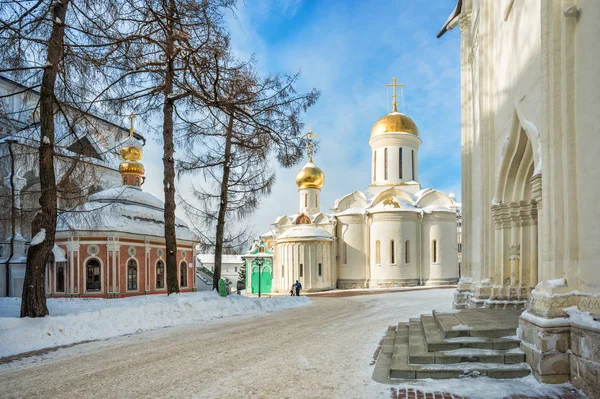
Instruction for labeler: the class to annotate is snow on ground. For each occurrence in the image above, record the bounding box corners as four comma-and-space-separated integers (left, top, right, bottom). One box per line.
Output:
387, 375, 578, 399
0, 289, 585, 399
0, 292, 309, 358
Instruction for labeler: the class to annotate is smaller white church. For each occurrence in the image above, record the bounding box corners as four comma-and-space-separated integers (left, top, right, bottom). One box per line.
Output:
268, 80, 460, 293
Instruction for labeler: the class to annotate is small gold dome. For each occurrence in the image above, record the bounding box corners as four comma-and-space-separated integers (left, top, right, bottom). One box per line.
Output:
370, 112, 419, 137
296, 162, 325, 190
119, 161, 145, 175
120, 145, 143, 161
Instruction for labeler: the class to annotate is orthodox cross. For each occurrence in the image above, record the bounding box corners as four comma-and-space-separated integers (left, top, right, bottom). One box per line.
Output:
302, 127, 318, 162
386, 77, 404, 113
129, 113, 135, 137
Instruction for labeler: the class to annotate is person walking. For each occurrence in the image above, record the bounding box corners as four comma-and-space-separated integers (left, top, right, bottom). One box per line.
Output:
290, 284, 296, 296
295, 280, 302, 296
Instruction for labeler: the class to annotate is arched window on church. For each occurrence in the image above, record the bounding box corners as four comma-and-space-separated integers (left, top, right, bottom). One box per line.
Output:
156, 260, 165, 289
135, 177, 140, 187
375, 240, 381, 264
318, 263, 322, 276
299, 263, 303, 277
127, 259, 137, 290
405, 240, 410, 264
180, 261, 188, 287
399, 148, 403, 179
344, 242, 348, 265
412, 150, 415, 181
373, 151, 377, 180
390, 240, 395, 264
86, 259, 101, 291
282, 265, 284, 278
123, 176, 127, 185
384, 148, 388, 180
56, 264, 65, 292
432, 240, 437, 263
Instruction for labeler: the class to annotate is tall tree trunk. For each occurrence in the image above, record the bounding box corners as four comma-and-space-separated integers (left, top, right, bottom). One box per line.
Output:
21, 0, 70, 317
212, 112, 234, 289
163, 0, 179, 295
5, 140, 17, 297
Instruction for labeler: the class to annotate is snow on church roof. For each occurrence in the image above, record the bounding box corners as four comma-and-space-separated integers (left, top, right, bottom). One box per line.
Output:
57, 186, 197, 242
277, 225, 332, 241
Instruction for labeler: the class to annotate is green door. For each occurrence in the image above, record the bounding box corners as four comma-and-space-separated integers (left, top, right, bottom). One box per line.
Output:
251, 266, 260, 294
260, 265, 272, 293
250, 262, 273, 294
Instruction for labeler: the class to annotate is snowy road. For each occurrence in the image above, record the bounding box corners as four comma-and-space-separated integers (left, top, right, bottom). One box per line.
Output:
0, 289, 576, 399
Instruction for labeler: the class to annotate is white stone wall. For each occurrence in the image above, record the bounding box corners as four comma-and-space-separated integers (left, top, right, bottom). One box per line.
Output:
298, 188, 321, 214
274, 240, 334, 292
459, 0, 600, 295
422, 214, 459, 284
336, 215, 366, 282
369, 133, 422, 187
369, 213, 419, 284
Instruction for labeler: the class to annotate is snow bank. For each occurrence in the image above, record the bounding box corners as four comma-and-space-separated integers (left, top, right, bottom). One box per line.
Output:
0, 292, 310, 358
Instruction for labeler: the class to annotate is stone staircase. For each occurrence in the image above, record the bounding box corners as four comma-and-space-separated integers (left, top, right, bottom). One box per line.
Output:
375, 308, 532, 380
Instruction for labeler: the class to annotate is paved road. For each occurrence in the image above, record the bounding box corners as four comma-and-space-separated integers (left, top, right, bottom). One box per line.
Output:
0, 290, 454, 399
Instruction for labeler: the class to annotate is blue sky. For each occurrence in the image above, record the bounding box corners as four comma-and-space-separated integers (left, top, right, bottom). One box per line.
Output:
143, 0, 462, 237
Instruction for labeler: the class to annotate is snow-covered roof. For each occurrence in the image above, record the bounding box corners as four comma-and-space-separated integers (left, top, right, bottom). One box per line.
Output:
333, 186, 459, 216
277, 225, 332, 241
197, 254, 243, 265
57, 186, 197, 242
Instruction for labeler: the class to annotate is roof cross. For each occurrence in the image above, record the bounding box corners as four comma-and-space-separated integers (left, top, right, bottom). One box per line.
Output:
129, 113, 135, 137
386, 77, 404, 113
302, 127, 318, 162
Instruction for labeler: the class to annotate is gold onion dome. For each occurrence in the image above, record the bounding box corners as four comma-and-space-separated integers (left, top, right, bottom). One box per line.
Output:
119, 136, 144, 173
296, 162, 325, 190
370, 112, 419, 137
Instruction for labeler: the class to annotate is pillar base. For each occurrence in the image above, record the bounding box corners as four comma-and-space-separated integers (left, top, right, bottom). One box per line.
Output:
519, 290, 600, 399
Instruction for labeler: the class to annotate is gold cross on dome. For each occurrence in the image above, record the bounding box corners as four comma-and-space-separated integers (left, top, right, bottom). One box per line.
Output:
386, 77, 404, 113
302, 127, 318, 162
129, 113, 136, 137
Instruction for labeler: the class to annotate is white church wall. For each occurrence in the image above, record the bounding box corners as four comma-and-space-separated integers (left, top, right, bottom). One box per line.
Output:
369, 213, 419, 287
422, 214, 458, 285
336, 215, 366, 288
574, 0, 600, 294
369, 133, 421, 187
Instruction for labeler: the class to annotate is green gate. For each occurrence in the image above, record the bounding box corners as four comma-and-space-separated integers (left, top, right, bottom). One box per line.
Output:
251, 262, 272, 294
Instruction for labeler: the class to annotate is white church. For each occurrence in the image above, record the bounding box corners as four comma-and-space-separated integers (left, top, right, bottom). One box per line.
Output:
267, 82, 460, 293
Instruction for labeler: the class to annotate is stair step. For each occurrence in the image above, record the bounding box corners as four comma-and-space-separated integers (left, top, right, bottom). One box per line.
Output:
390, 328, 530, 379
409, 317, 525, 364
390, 356, 531, 380
432, 309, 521, 339
421, 315, 520, 352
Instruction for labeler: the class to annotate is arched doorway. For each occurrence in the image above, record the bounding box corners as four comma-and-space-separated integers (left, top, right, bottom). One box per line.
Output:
251, 261, 272, 294
490, 114, 541, 305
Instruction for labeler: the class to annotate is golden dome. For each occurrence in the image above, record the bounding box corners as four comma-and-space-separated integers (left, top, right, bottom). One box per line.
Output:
370, 112, 419, 137
119, 161, 145, 175
296, 162, 325, 190
120, 145, 143, 161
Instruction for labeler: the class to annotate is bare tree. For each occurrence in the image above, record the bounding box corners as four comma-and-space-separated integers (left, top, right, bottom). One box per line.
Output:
0, 0, 142, 315
179, 62, 319, 288
91, 0, 233, 294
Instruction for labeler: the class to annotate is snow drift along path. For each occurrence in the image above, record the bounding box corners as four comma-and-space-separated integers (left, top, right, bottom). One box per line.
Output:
0, 292, 309, 358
